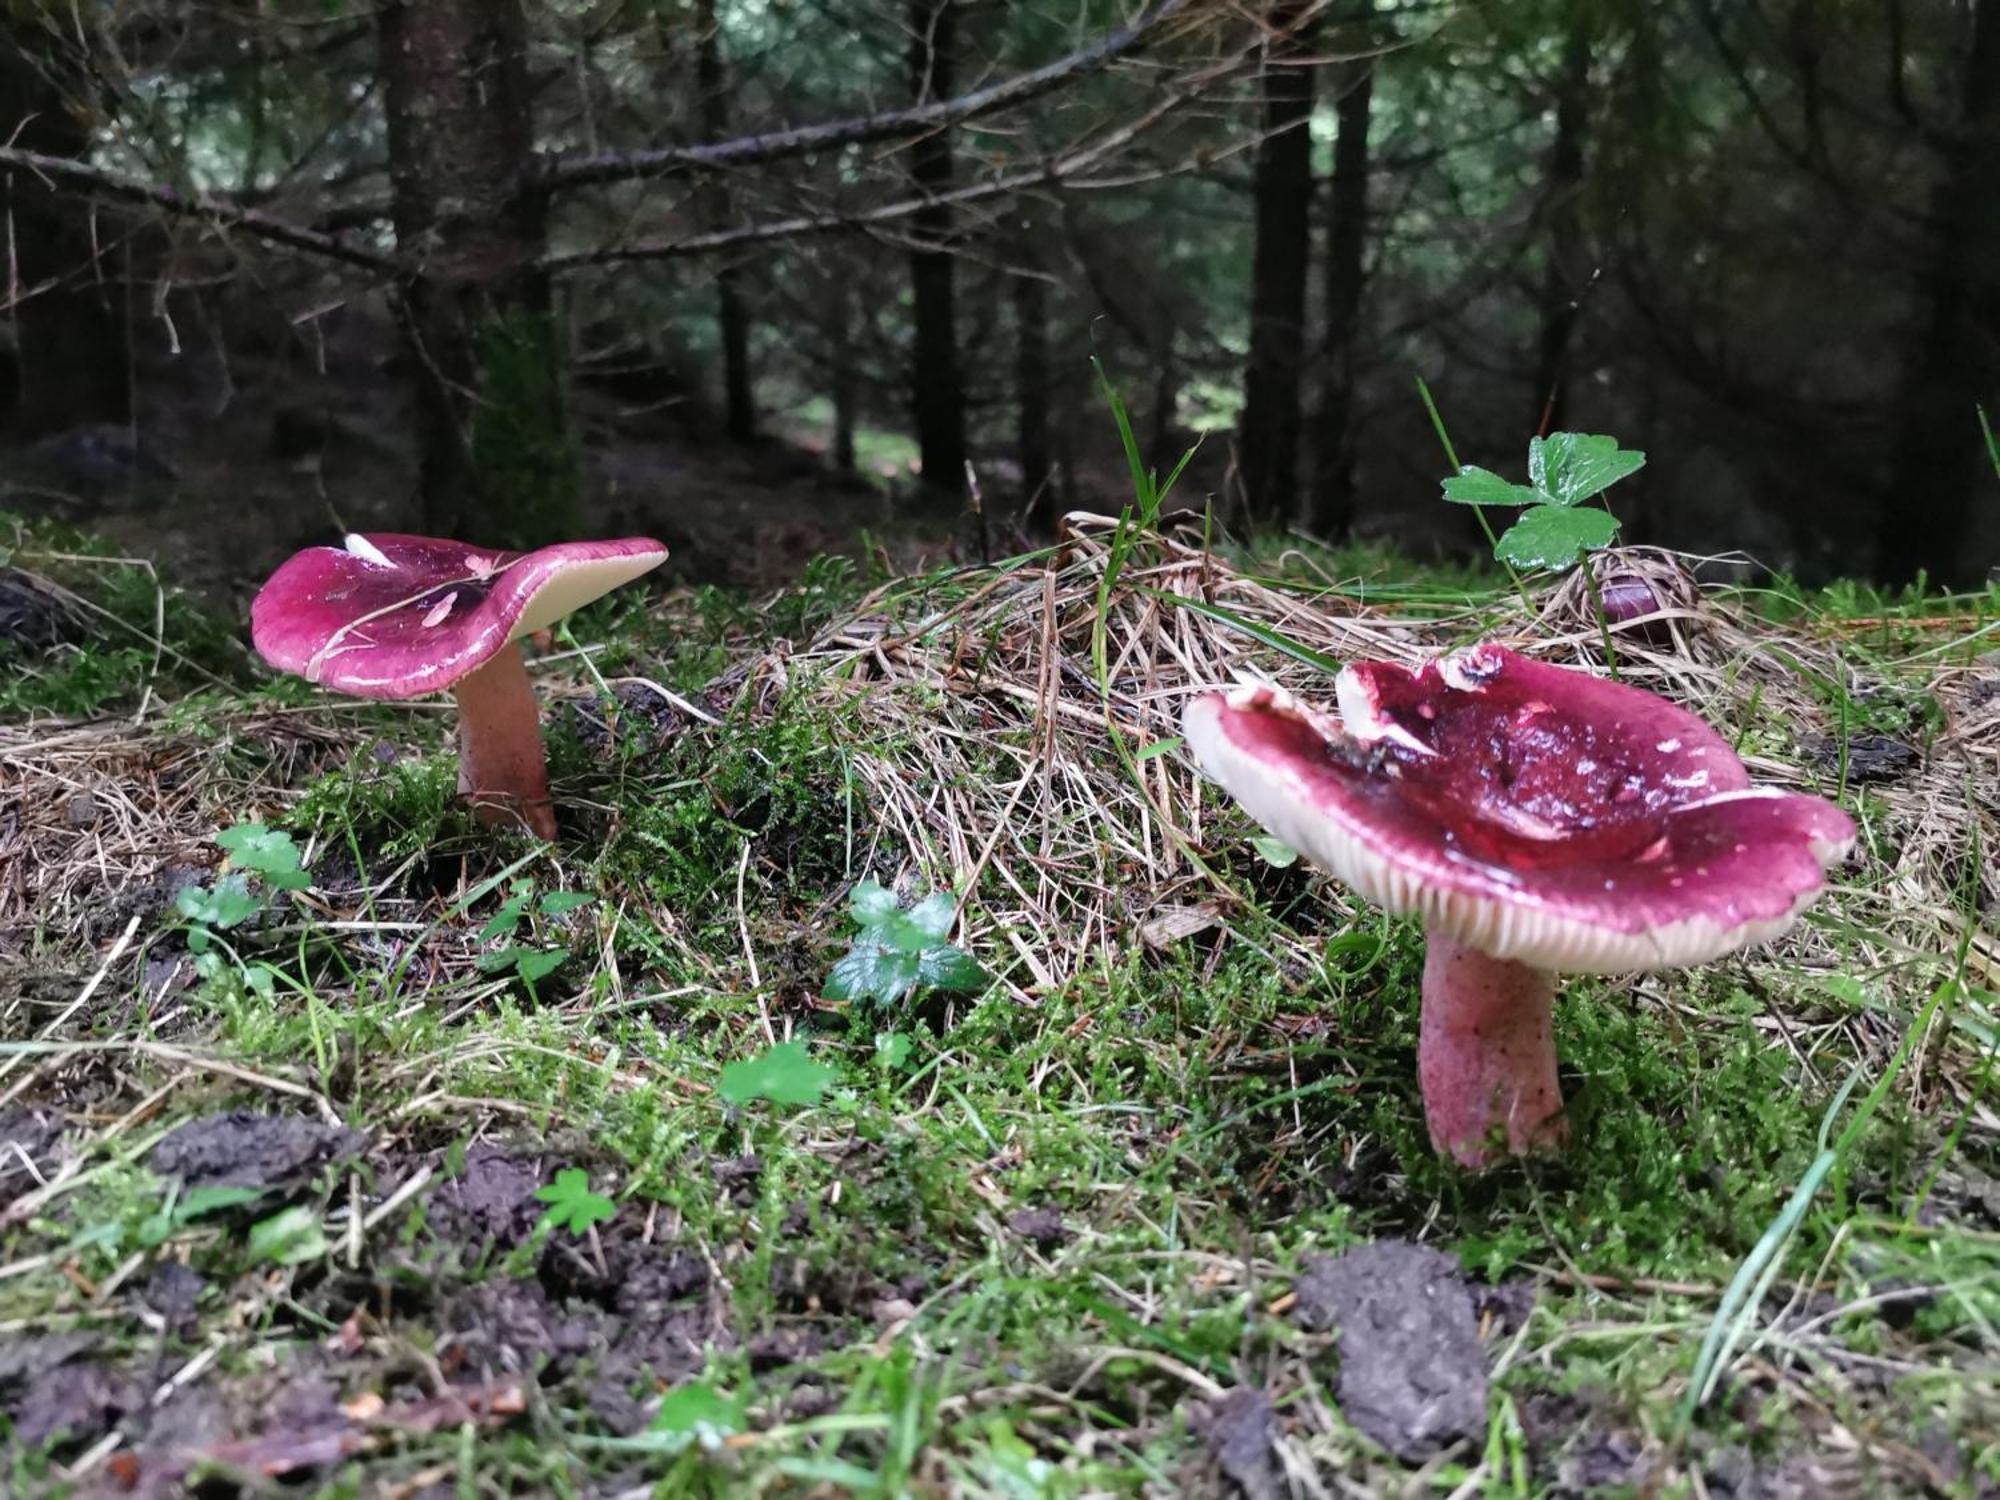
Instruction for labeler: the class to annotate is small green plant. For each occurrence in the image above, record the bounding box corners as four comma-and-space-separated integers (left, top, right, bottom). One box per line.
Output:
477, 880, 593, 986
534, 1167, 616, 1236
73, 1182, 263, 1262
644, 1380, 745, 1453
173, 820, 311, 987
821, 879, 987, 1011
1440, 431, 1644, 571
247, 1204, 331, 1266
719, 1041, 836, 1108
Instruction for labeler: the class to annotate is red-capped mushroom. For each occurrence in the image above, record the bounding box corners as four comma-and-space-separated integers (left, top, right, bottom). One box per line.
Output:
1184, 643, 1855, 1167
251, 533, 669, 839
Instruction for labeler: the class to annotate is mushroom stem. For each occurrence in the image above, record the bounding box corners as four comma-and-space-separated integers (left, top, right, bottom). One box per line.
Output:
449, 644, 556, 839
1418, 935, 1565, 1167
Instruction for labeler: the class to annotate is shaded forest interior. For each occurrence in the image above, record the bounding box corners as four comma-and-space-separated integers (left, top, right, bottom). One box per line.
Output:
2, 0, 1997, 590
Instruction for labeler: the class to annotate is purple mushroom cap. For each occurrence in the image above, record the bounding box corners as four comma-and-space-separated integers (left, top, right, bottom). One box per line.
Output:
1186, 643, 1855, 974
250, 532, 669, 840
251, 533, 670, 700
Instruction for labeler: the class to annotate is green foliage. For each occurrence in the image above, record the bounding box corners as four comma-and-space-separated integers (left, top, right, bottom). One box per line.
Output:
476, 879, 592, 986
821, 879, 987, 1011
1492, 501, 1620, 570
470, 311, 579, 548
719, 1041, 836, 1108
72, 1182, 262, 1263
174, 821, 312, 977
214, 822, 311, 891
0, 513, 241, 717
247, 1205, 331, 1266
534, 1167, 616, 1236
645, 1380, 745, 1452
1248, 834, 1299, 868
604, 691, 856, 946
1443, 432, 1646, 571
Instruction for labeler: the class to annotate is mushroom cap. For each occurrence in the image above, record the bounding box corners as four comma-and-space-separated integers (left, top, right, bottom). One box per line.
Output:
1183, 644, 1855, 974
251, 533, 669, 700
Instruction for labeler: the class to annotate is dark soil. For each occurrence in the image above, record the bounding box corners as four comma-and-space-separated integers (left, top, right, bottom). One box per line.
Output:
149, 1111, 367, 1189
1293, 1240, 1490, 1461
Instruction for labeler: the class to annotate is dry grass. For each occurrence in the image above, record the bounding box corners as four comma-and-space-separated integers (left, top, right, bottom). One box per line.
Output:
777, 517, 1997, 1111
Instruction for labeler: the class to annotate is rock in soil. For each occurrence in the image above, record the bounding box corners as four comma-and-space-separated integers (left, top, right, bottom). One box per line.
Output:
150, 1110, 365, 1189
1293, 1241, 1488, 1461
1190, 1386, 1282, 1500
1798, 732, 1920, 784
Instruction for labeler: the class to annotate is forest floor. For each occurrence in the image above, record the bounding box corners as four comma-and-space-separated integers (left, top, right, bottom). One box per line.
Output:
1, 504, 1998, 1498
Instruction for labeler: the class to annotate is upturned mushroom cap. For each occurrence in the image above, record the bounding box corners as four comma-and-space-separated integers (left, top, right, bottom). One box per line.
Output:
1183, 644, 1855, 974
250, 534, 669, 699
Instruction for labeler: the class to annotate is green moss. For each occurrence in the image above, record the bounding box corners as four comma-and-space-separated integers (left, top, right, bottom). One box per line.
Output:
469, 311, 579, 549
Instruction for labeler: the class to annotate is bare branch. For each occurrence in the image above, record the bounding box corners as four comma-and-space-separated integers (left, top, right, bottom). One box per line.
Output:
540, 0, 1198, 193
0, 146, 401, 273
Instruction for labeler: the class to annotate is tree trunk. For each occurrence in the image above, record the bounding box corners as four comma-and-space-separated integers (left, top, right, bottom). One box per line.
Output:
698, 0, 755, 443
1308, 42, 1374, 538
379, 0, 569, 543
1236, 5, 1315, 526
1014, 258, 1051, 507
1879, 0, 2000, 587
908, 0, 968, 509
0, 28, 130, 435
1147, 331, 1181, 478
829, 273, 858, 473
1531, 9, 1592, 437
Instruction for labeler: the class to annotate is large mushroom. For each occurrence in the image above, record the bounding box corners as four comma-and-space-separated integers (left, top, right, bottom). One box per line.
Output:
252, 533, 669, 839
1183, 643, 1855, 1167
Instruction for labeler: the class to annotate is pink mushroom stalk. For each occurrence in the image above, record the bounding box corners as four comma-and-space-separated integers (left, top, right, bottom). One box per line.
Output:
252, 533, 669, 839
1184, 644, 1855, 1167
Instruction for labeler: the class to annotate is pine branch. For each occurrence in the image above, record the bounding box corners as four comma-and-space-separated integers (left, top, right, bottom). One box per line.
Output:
0, 147, 400, 274
540, 0, 1197, 193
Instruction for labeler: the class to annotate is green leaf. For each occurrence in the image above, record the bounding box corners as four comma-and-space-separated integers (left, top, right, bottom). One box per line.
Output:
915, 944, 988, 995
900, 893, 957, 944
215, 822, 310, 890
718, 1041, 835, 1108
476, 944, 533, 973
538, 891, 593, 916
1493, 505, 1620, 570
1134, 736, 1183, 761
849, 878, 902, 927
874, 1032, 912, 1071
1249, 834, 1299, 868
824, 944, 921, 1007
247, 1205, 330, 1266
479, 881, 535, 942
177, 875, 258, 932
177, 1184, 265, 1222
1527, 433, 1646, 507
826, 883, 982, 1009
1441, 466, 1539, 507
533, 1166, 616, 1236
515, 948, 565, 983
646, 1380, 744, 1453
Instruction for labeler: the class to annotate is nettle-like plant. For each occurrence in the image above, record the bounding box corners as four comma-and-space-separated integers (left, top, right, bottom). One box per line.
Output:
1441, 431, 1646, 573
821, 878, 988, 1012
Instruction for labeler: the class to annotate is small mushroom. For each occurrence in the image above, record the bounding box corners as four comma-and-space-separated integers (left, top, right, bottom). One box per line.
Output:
251, 533, 669, 839
1184, 643, 1855, 1167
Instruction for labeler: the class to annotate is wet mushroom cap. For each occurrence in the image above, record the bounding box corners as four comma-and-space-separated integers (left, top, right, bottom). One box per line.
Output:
250, 534, 670, 699
1184, 644, 1855, 974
